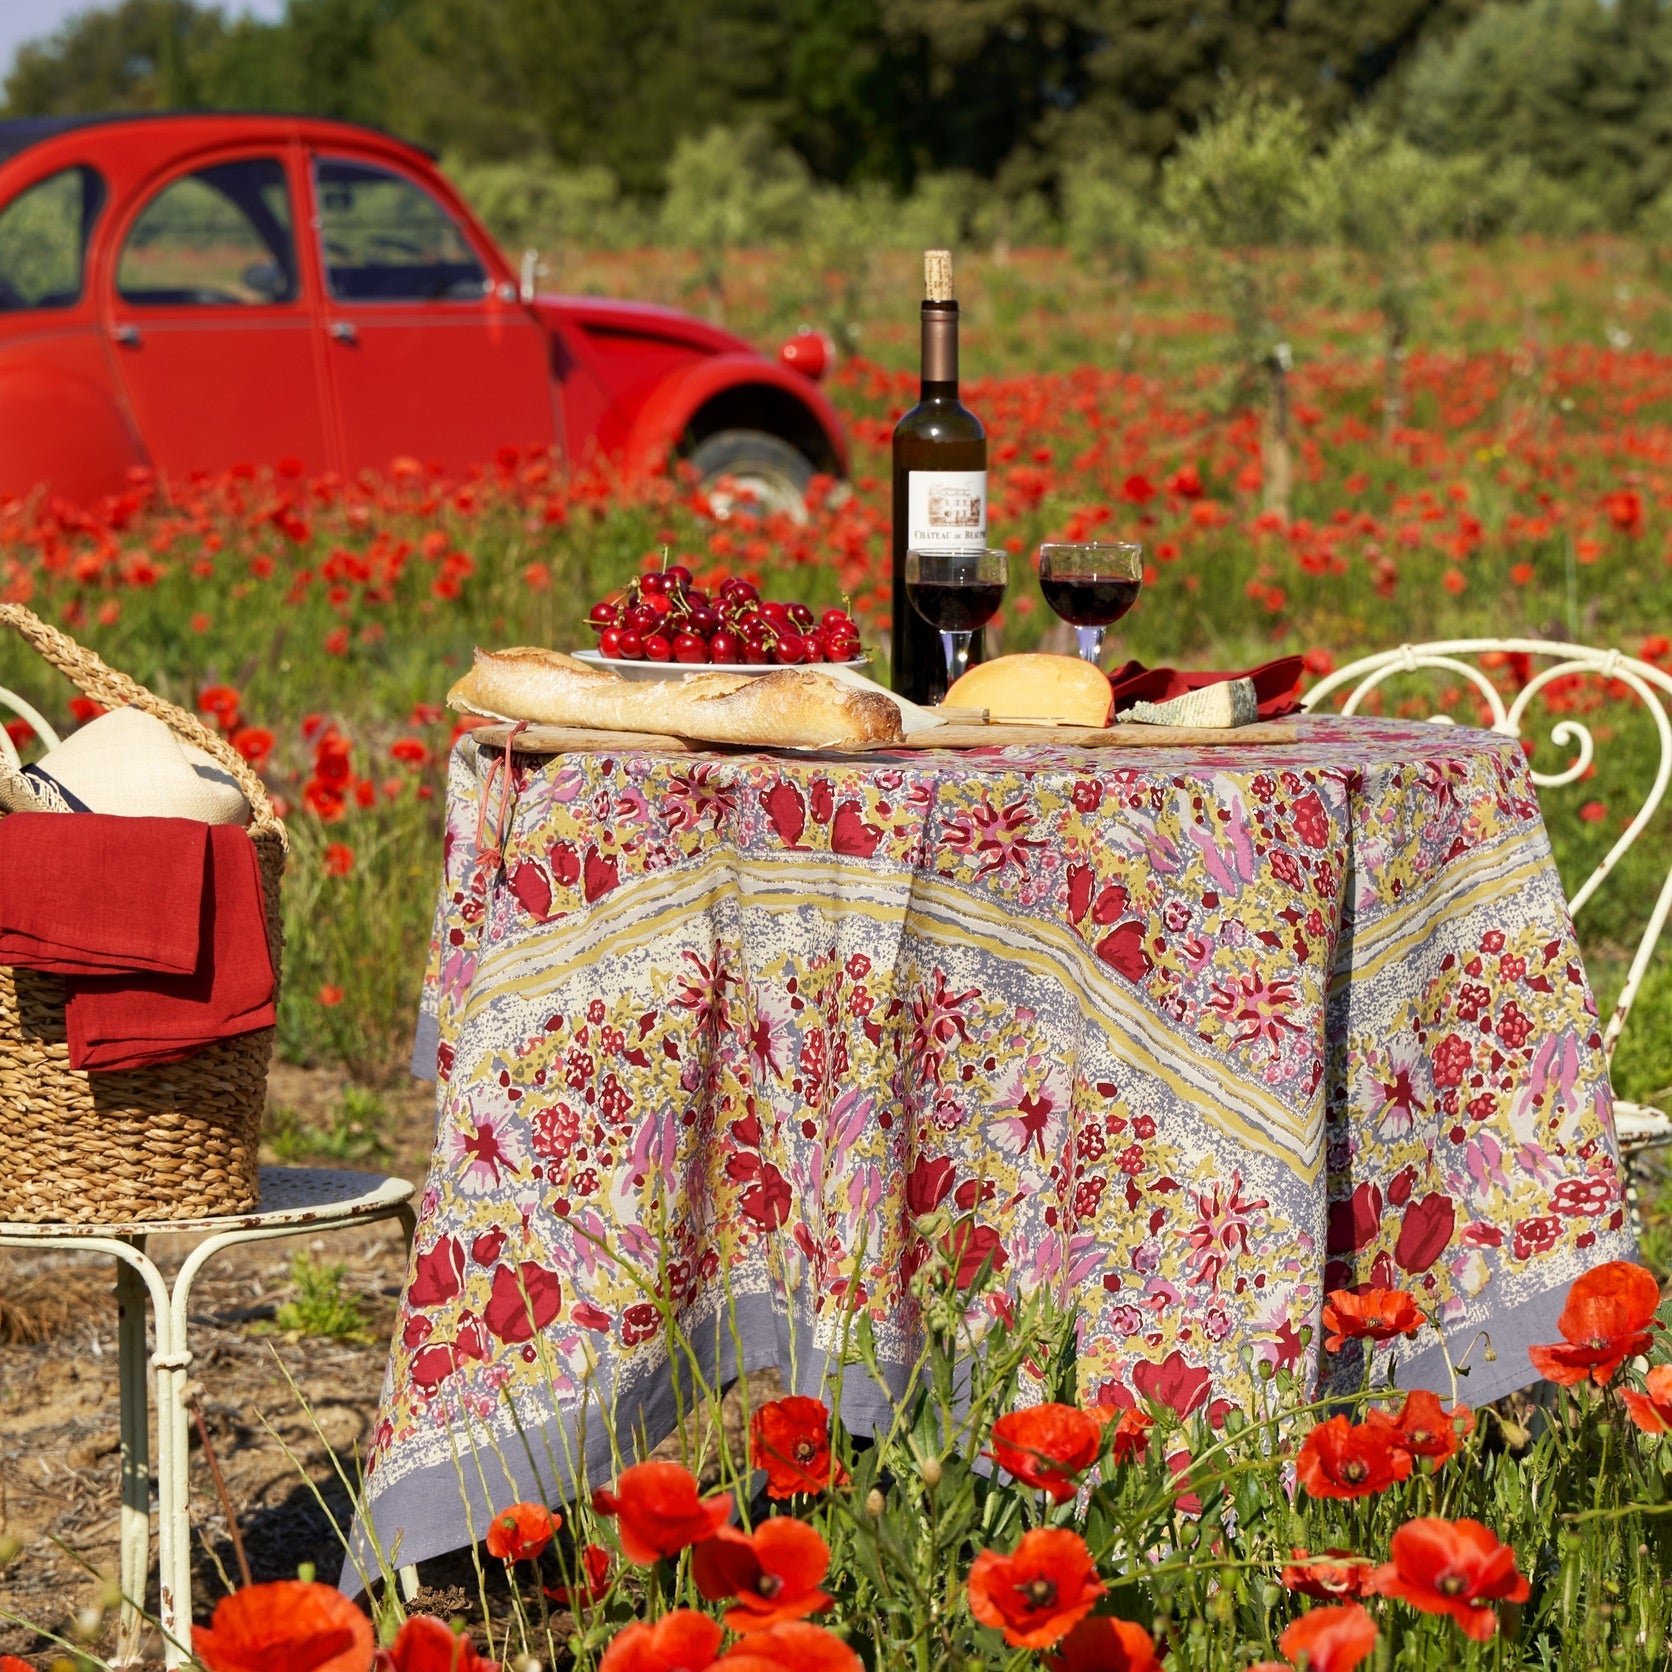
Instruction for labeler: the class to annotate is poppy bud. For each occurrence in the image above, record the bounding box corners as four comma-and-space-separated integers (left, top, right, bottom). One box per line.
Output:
920, 1456, 943, 1489
865, 1488, 886, 1519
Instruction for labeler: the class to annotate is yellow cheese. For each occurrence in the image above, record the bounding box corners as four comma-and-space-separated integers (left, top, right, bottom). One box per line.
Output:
945, 653, 1112, 726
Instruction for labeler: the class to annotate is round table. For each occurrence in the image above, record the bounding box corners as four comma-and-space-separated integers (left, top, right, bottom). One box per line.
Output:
354, 715, 1630, 1579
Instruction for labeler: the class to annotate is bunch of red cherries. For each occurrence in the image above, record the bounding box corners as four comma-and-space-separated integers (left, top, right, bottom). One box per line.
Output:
588, 567, 863, 666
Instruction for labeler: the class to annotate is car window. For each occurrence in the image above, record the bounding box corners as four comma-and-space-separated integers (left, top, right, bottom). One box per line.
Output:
313, 158, 489, 303
117, 157, 297, 307
0, 166, 104, 311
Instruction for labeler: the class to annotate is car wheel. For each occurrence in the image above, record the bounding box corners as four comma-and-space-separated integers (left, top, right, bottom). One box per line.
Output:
688, 429, 817, 523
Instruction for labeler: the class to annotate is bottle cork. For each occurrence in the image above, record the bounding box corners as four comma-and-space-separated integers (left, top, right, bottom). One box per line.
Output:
924, 249, 954, 303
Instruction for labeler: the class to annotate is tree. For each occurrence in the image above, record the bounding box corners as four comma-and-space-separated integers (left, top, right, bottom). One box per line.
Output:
1163, 88, 1311, 519
1062, 147, 1156, 366
4, 0, 226, 113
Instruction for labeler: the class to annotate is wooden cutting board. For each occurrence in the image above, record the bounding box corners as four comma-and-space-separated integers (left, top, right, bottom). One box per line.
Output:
471, 721, 1300, 755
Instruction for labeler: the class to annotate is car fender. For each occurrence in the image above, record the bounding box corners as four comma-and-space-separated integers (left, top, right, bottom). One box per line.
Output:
622, 353, 850, 484
0, 360, 145, 505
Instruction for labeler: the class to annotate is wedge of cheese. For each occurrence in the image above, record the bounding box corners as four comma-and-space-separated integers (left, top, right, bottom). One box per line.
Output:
945, 653, 1112, 726
1121, 677, 1258, 728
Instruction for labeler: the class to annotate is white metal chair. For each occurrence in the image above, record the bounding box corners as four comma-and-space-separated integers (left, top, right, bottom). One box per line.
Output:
0, 1166, 415, 1669
1304, 638, 1672, 1160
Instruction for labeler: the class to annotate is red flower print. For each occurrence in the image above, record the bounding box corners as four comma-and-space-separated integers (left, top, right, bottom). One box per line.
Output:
1295, 1413, 1413, 1500
409, 1237, 464, 1308
470, 1229, 506, 1266
905, 1156, 956, 1215
987, 1403, 1108, 1502
1131, 1349, 1211, 1419
1529, 1260, 1661, 1386
511, 860, 552, 919
1394, 1194, 1456, 1274
193, 1580, 373, 1672
759, 783, 807, 847
751, 1395, 849, 1498
1366, 1516, 1529, 1642
1388, 1389, 1474, 1467
599, 1611, 722, 1672
1322, 1286, 1425, 1351
484, 1502, 558, 1563
831, 799, 882, 857
377, 1614, 496, 1671
692, 1518, 832, 1632
582, 845, 618, 902
1282, 1549, 1372, 1600
1277, 1603, 1378, 1671
1432, 1033, 1473, 1087
939, 1219, 1008, 1288
482, 1261, 562, 1343
1095, 919, 1153, 980
1291, 789, 1330, 848
1622, 1364, 1672, 1433
545, 1543, 612, 1609
592, 1461, 732, 1564
1327, 1183, 1383, 1254
1551, 1176, 1614, 1218
967, 1528, 1107, 1648
1495, 1002, 1532, 1048
1512, 1214, 1563, 1260
1043, 1615, 1164, 1672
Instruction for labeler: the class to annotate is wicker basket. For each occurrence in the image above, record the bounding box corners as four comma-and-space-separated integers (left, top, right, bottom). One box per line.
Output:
0, 605, 286, 1224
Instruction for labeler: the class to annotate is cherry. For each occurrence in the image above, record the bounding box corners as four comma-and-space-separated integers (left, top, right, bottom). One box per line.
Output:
708, 630, 741, 662
821, 608, 855, 631
672, 631, 708, 664
773, 633, 807, 664
826, 638, 861, 663
645, 592, 674, 617
687, 607, 720, 637
599, 626, 624, 658
759, 599, 790, 623
616, 629, 643, 658
802, 637, 825, 663
721, 578, 757, 602
666, 564, 693, 588
588, 600, 616, 627
786, 601, 814, 631
640, 572, 667, 595
643, 633, 673, 662
627, 604, 659, 635
744, 639, 774, 665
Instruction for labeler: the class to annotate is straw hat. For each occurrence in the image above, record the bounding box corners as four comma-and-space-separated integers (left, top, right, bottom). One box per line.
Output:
0, 707, 249, 823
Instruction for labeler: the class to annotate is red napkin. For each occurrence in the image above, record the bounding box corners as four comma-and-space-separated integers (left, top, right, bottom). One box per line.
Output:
0, 814, 207, 975
64, 825, 276, 1072
1107, 656, 1306, 720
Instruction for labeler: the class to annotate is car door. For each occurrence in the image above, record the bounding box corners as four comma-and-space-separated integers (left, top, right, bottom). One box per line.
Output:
105, 149, 330, 479
306, 154, 557, 476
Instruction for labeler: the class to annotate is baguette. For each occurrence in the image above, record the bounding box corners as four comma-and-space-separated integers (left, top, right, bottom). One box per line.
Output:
451, 645, 903, 749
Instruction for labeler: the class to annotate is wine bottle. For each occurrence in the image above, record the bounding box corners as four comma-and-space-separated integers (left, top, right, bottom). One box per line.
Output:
891, 249, 987, 704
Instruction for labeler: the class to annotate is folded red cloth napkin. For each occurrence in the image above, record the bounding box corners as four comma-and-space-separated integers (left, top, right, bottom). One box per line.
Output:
0, 813, 208, 975
1107, 656, 1306, 720
65, 824, 276, 1072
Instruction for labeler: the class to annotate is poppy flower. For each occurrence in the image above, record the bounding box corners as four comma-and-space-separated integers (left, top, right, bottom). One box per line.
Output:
715, 1622, 863, 1672
323, 842, 356, 877
1321, 1287, 1424, 1352
1108, 1408, 1154, 1465
1388, 1389, 1473, 1467
1529, 1260, 1661, 1387
987, 1402, 1107, 1501
599, 1610, 723, 1672
375, 1615, 496, 1671
1366, 1516, 1529, 1642
546, 1542, 613, 1608
1277, 1603, 1378, 1672
1621, 1363, 1672, 1433
193, 1579, 374, 1672
692, 1518, 833, 1632
592, 1460, 732, 1564
484, 1501, 559, 1563
1281, 1549, 1372, 1600
968, 1527, 1107, 1648
750, 1395, 849, 1498
1295, 1413, 1412, 1500
1043, 1614, 1164, 1672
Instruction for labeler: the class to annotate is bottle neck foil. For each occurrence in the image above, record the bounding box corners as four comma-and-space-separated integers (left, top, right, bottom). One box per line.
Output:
921, 301, 959, 390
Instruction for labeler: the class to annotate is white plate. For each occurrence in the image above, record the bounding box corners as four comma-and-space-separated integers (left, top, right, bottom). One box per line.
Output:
573, 648, 869, 683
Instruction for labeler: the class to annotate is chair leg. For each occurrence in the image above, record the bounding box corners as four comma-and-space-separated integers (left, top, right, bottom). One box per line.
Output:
114, 1258, 150, 1670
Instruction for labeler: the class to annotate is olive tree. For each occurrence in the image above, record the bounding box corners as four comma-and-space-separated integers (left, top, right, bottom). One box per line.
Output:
1063, 148, 1158, 368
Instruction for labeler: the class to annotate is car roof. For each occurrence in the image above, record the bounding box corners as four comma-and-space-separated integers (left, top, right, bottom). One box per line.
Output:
0, 111, 434, 165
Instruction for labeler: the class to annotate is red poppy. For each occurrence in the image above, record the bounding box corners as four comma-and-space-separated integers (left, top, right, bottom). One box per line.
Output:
323, 842, 355, 877
967, 1528, 1107, 1648
750, 1395, 849, 1497
715, 1622, 863, 1672
692, 1517, 832, 1632
1366, 1516, 1529, 1642
599, 1610, 723, 1672
484, 1501, 559, 1563
376, 1615, 496, 1671
1108, 1408, 1154, 1465
592, 1460, 732, 1564
1, 1659, 36, 1672
545, 1542, 612, 1608
1621, 1363, 1672, 1433
1388, 1389, 1473, 1467
987, 1402, 1107, 1502
1281, 1549, 1372, 1600
1277, 1603, 1378, 1672
1295, 1413, 1412, 1501
193, 1580, 374, 1672
1321, 1287, 1425, 1352
1529, 1260, 1662, 1387
1043, 1614, 1164, 1672
231, 725, 275, 767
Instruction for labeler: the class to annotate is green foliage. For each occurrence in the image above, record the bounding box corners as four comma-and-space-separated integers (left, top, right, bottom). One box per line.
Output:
268, 1086, 393, 1166
271, 1250, 372, 1343
442, 155, 647, 259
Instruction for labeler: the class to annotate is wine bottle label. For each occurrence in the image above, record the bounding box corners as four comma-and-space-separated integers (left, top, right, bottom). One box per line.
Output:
907, 470, 987, 552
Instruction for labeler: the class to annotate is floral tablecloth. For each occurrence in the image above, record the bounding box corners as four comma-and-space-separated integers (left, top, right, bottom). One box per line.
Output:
354, 716, 1631, 1577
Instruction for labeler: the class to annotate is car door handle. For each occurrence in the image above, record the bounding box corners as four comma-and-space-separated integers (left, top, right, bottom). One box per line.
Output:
328, 320, 358, 344
110, 324, 141, 347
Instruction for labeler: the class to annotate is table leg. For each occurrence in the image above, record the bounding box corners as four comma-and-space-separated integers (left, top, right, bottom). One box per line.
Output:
114, 1255, 149, 1670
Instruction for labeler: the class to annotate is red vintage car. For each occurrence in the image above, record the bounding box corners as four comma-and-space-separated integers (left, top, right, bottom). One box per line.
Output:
0, 112, 846, 510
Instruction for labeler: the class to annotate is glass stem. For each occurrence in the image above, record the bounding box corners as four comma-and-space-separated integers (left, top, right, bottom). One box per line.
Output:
942, 630, 973, 687
1075, 625, 1107, 667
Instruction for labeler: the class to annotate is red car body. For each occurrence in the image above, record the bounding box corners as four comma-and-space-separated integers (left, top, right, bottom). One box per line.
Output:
0, 112, 847, 506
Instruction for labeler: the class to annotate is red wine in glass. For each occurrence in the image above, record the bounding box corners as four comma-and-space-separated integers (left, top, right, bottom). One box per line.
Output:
905, 548, 1007, 691
1038, 542, 1143, 665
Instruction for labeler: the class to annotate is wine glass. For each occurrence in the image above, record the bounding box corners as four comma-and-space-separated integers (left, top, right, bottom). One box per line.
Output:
1038, 542, 1143, 666
905, 547, 1008, 691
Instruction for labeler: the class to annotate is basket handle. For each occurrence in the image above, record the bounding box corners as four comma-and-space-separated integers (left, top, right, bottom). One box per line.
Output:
0, 604, 288, 849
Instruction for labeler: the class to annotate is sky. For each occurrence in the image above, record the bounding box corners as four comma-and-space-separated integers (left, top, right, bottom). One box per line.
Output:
1, 0, 287, 83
